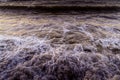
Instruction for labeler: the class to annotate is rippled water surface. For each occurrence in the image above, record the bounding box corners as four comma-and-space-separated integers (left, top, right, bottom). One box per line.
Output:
0, 9, 120, 80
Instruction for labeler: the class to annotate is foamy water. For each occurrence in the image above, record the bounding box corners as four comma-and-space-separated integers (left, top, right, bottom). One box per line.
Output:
0, 34, 120, 80
0, 10, 120, 80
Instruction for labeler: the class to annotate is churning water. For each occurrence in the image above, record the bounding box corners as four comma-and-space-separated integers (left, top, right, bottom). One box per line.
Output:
0, 9, 120, 80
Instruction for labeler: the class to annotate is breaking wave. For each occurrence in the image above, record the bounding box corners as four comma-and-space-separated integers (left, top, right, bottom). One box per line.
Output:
0, 23, 120, 80
0, 8, 120, 79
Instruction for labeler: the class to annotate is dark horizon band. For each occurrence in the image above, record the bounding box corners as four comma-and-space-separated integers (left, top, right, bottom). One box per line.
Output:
0, 0, 120, 13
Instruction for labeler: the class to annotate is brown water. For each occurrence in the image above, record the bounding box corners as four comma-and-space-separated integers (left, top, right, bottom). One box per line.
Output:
0, 9, 120, 80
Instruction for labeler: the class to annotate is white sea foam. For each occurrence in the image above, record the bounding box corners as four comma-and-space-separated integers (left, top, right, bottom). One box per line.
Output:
0, 35, 51, 61
96, 37, 120, 49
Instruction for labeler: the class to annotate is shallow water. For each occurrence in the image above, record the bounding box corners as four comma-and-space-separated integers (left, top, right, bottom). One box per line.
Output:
0, 9, 120, 80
